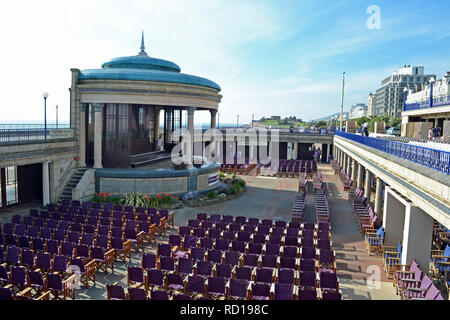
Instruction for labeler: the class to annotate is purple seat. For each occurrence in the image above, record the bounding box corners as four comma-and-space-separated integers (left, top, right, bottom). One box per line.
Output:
253, 233, 267, 244
15, 225, 26, 236
166, 272, 184, 291
319, 271, 338, 291
255, 267, 273, 284
299, 270, 316, 288
53, 254, 68, 274
300, 259, 316, 272
261, 254, 277, 268
210, 214, 221, 222
274, 283, 294, 300
207, 249, 223, 264
247, 218, 259, 226
173, 294, 191, 300
128, 287, 148, 300
160, 256, 175, 272
196, 261, 212, 277
286, 227, 300, 237
228, 278, 248, 299
229, 223, 241, 233
215, 222, 227, 231
5, 234, 17, 247
231, 240, 246, 253
183, 235, 197, 249
318, 249, 335, 268
322, 290, 341, 300
142, 253, 157, 270
193, 228, 205, 238
81, 233, 95, 247
215, 239, 230, 251
243, 225, 256, 233
243, 254, 259, 267
401, 275, 433, 299
283, 246, 299, 258
301, 247, 316, 260
278, 268, 294, 285
179, 226, 191, 237
187, 275, 206, 295
106, 284, 126, 300
222, 215, 233, 224
190, 247, 206, 261
317, 239, 331, 250
197, 213, 207, 221
235, 216, 246, 225
248, 242, 263, 255
147, 269, 164, 288
235, 266, 252, 280
265, 243, 280, 256
72, 222, 83, 232
280, 257, 297, 270
61, 241, 74, 257
274, 221, 287, 229
178, 257, 194, 275
271, 227, 284, 237
32, 237, 45, 252
223, 231, 235, 241
298, 288, 317, 300
225, 251, 240, 266
216, 263, 232, 278
96, 235, 109, 250
75, 244, 91, 260
207, 228, 220, 239
84, 225, 95, 234
302, 229, 314, 239
12, 215, 22, 225
251, 282, 270, 300
207, 276, 226, 297
0, 265, 8, 284
36, 252, 51, 270
257, 225, 271, 235
18, 236, 30, 249
67, 231, 80, 244
29, 270, 45, 292
237, 231, 251, 242
303, 222, 315, 230
158, 243, 172, 257
21, 249, 35, 268
188, 219, 199, 229
200, 237, 213, 250
27, 226, 39, 238
262, 219, 273, 227
47, 239, 60, 255
128, 266, 145, 287
11, 266, 27, 290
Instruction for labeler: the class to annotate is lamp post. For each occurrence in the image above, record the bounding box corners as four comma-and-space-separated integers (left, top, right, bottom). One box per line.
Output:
429, 77, 435, 108
43, 92, 48, 140
403, 87, 408, 111
237, 114, 239, 129
56, 104, 58, 129
252, 114, 254, 128
340, 72, 345, 131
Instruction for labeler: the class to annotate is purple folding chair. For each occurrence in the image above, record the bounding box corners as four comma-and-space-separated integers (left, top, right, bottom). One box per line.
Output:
106, 284, 126, 300
21, 249, 35, 268
47, 239, 60, 255
257, 225, 271, 235
196, 261, 212, 277
159, 256, 175, 272
52, 254, 68, 274
261, 254, 277, 268
286, 227, 300, 237
215, 239, 230, 251
227, 278, 248, 299
142, 253, 157, 270
197, 213, 207, 221
210, 214, 221, 223
271, 227, 284, 237
322, 290, 341, 300
189, 247, 205, 262
11, 266, 27, 291
273, 283, 294, 300
128, 287, 148, 300
207, 276, 226, 298
300, 259, 316, 272
183, 235, 197, 249
232, 240, 246, 253
250, 282, 270, 300
318, 249, 335, 270
229, 223, 241, 233
401, 275, 433, 300
166, 272, 184, 291
319, 271, 338, 292
283, 245, 299, 258
299, 270, 316, 289
27, 226, 39, 238
61, 241, 74, 257
207, 228, 220, 239
193, 228, 205, 238
67, 231, 80, 244
243, 225, 256, 233
248, 242, 263, 255
158, 243, 172, 257
18, 236, 30, 249
96, 234, 109, 250
0, 265, 8, 285
36, 252, 52, 271
216, 263, 231, 279
187, 275, 206, 295
127, 266, 145, 287
237, 231, 251, 242
32, 237, 45, 252
178, 257, 194, 275
235, 266, 252, 280
188, 219, 199, 229
301, 247, 317, 260
298, 288, 317, 300
225, 251, 240, 266
275, 221, 287, 229
222, 215, 233, 224
12, 215, 22, 225
255, 267, 274, 284
265, 243, 280, 256
279, 257, 297, 270
262, 219, 273, 227
28, 270, 45, 295
81, 233, 95, 247
15, 225, 26, 236
200, 237, 213, 250
243, 254, 259, 267
248, 218, 259, 226
147, 269, 164, 289
223, 231, 235, 241
278, 268, 295, 285
6, 246, 20, 265
207, 249, 223, 264
235, 216, 247, 225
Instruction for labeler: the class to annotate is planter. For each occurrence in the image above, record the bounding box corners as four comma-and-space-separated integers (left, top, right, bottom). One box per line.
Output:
183, 187, 246, 207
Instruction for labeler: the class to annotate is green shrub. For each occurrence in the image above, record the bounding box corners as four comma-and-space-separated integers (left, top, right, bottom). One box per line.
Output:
207, 191, 218, 199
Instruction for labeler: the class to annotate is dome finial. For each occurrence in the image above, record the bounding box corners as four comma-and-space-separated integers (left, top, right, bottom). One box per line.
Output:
139, 31, 148, 56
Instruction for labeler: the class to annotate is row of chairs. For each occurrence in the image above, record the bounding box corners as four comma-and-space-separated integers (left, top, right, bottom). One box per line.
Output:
315, 190, 330, 223
298, 172, 308, 192
291, 192, 306, 222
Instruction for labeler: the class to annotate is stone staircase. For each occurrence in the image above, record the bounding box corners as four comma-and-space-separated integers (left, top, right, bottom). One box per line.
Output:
60, 167, 88, 200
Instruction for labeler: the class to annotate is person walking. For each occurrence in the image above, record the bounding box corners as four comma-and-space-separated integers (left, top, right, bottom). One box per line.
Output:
428, 127, 434, 140
157, 134, 164, 151
362, 123, 369, 137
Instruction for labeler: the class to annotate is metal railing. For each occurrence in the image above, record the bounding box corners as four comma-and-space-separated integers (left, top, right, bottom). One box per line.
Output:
0, 123, 70, 130
0, 128, 73, 144
336, 131, 450, 175
403, 95, 450, 112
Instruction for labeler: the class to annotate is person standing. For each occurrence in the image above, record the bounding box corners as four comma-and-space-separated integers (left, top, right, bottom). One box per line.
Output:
428, 127, 434, 140
363, 123, 369, 137
157, 134, 164, 151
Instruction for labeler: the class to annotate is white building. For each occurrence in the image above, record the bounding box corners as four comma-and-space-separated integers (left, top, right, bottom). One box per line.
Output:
374, 65, 435, 118
348, 103, 368, 119
367, 93, 375, 117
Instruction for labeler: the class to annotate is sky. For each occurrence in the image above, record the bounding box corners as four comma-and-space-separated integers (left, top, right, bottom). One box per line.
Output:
0, 0, 449, 125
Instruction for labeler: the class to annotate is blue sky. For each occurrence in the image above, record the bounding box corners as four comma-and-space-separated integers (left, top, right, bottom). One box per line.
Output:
0, 0, 449, 124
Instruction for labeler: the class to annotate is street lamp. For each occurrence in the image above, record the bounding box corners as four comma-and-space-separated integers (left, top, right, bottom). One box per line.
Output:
43, 92, 49, 140
56, 104, 58, 129
340, 72, 345, 131
429, 77, 436, 108
237, 114, 239, 128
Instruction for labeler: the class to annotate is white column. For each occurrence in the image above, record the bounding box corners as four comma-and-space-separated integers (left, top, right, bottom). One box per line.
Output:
351, 159, 357, 184
79, 104, 86, 167
93, 103, 103, 169
357, 163, 364, 190
43, 161, 50, 205
326, 144, 331, 163
374, 177, 383, 217
154, 108, 161, 146
364, 169, 371, 202
401, 205, 434, 268
210, 110, 217, 129
187, 107, 195, 161
382, 187, 405, 246
166, 110, 172, 143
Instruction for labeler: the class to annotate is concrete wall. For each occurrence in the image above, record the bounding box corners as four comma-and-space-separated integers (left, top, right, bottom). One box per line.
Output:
374, 122, 386, 134
73, 169, 96, 202
50, 159, 77, 202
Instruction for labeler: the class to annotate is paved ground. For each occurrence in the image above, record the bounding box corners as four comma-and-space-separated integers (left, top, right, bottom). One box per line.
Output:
0, 163, 399, 300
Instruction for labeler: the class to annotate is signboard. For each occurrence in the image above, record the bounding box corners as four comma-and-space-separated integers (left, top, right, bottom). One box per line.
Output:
208, 172, 219, 186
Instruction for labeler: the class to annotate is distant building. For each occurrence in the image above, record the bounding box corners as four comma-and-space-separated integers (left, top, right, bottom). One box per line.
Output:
367, 93, 375, 117
348, 103, 368, 119
270, 116, 281, 120
374, 65, 435, 118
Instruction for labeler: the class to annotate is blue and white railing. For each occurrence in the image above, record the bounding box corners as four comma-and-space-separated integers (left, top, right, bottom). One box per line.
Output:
336, 131, 450, 175
403, 95, 450, 112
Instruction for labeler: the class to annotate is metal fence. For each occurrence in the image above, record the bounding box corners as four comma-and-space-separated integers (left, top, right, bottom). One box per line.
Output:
0, 123, 70, 130
336, 130, 450, 175
0, 128, 73, 144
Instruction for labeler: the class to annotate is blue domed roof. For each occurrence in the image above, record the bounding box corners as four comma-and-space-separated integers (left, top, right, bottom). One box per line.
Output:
78, 33, 221, 92
101, 55, 181, 73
